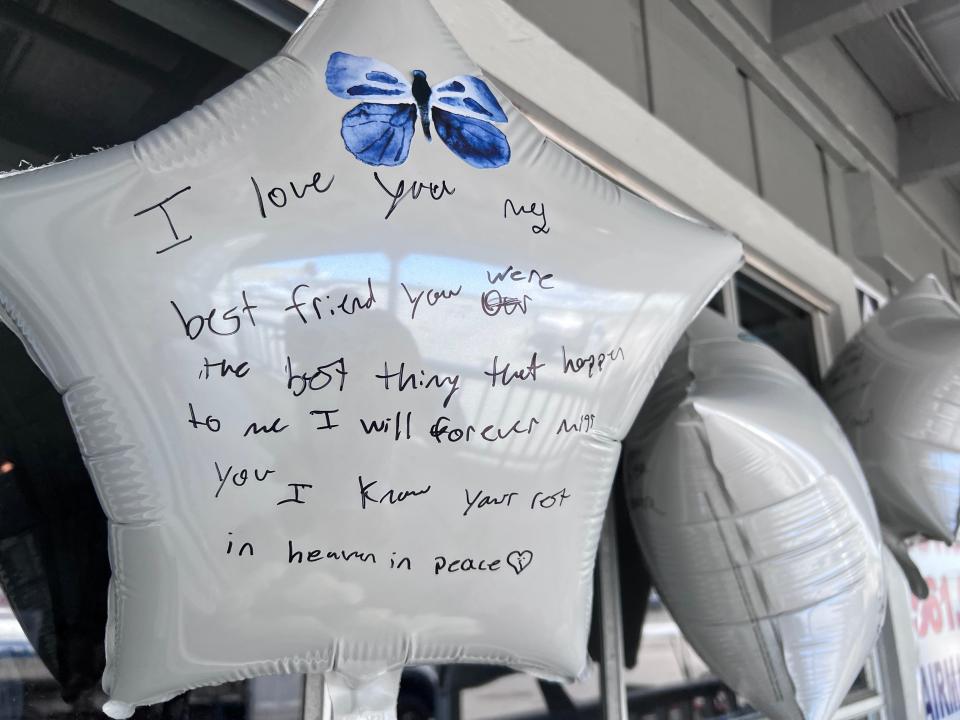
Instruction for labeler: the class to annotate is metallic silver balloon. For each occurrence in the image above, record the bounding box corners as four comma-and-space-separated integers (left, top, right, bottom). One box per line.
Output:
825, 275, 960, 546
824, 275, 960, 598
624, 309, 885, 720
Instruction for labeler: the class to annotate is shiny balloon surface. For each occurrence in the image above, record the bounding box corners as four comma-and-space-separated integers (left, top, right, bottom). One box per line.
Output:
825, 275, 960, 546
624, 310, 884, 720
0, 0, 741, 716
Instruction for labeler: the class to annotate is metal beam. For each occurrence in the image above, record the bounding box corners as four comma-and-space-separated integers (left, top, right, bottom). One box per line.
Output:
772, 0, 918, 53
844, 171, 916, 286
0, 1, 174, 89
302, 674, 329, 720
108, 0, 288, 70
435, 0, 862, 336
666, 0, 960, 282
597, 500, 627, 720
898, 102, 960, 183
231, 0, 308, 33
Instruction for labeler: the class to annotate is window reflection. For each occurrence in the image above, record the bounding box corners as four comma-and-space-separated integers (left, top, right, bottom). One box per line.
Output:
734, 273, 820, 388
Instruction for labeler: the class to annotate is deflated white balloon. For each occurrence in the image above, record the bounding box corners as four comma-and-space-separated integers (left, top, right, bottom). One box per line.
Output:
0, 0, 741, 716
624, 309, 885, 720
824, 275, 960, 547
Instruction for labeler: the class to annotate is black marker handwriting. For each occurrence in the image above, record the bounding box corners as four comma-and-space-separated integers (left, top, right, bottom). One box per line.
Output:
214, 461, 275, 499
481, 290, 532, 317
561, 346, 625, 378
400, 282, 462, 320
251, 170, 334, 220
434, 555, 501, 574
284, 281, 376, 324
359, 411, 412, 441
429, 416, 539, 444
286, 356, 347, 396
463, 489, 518, 517
359, 476, 432, 510
484, 352, 544, 387
188, 402, 220, 432
531, 488, 570, 510
486, 264, 554, 289
374, 171, 455, 220
278, 483, 312, 506
288, 541, 375, 564
199, 357, 250, 380
134, 186, 193, 254
556, 414, 595, 434
504, 199, 549, 234
310, 409, 340, 431
376, 362, 461, 409
243, 417, 289, 437
171, 291, 257, 341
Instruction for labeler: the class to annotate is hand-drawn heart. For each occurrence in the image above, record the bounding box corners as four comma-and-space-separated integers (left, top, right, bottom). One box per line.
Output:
506, 550, 533, 575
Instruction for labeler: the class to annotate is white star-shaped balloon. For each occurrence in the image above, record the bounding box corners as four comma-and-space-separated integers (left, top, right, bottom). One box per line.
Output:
0, 0, 740, 716
824, 275, 960, 598
624, 310, 884, 720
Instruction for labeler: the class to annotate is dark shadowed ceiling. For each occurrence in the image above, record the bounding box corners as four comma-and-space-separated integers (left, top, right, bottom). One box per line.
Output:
0, 0, 303, 171
837, 0, 960, 192
3, 0, 960, 191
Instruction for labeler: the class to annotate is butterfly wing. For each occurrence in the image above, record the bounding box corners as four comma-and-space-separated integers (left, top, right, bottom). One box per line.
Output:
431, 107, 510, 169
325, 52, 413, 103
341, 103, 417, 167
430, 75, 508, 123
326, 56, 510, 167
326, 52, 417, 166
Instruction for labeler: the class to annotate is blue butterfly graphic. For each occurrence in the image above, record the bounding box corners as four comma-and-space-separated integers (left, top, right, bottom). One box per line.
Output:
325, 51, 511, 169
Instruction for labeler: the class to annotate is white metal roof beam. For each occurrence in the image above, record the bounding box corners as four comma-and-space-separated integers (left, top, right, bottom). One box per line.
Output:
430, 0, 861, 336
772, 0, 918, 53
669, 0, 960, 269
898, 103, 960, 183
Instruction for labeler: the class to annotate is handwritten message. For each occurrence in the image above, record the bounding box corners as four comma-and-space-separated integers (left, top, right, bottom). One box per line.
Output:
134, 171, 624, 583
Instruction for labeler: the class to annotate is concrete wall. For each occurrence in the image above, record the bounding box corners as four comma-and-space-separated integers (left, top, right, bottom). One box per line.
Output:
506, 0, 956, 302
506, 0, 650, 109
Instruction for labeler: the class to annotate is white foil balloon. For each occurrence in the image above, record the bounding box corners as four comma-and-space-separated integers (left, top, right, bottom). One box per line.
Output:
824, 275, 960, 552
623, 309, 885, 720
0, 0, 741, 717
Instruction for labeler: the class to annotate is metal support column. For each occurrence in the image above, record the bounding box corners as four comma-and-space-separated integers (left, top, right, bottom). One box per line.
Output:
597, 499, 628, 720
303, 673, 330, 720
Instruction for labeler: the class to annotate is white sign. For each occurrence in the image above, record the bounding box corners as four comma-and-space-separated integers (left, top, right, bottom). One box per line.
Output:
911, 542, 960, 720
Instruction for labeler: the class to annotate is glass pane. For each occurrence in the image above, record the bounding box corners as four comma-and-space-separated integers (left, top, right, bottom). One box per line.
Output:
734, 273, 821, 387
706, 288, 725, 316
849, 668, 871, 693
455, 665, 600, 719
856, 289, 880, 324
